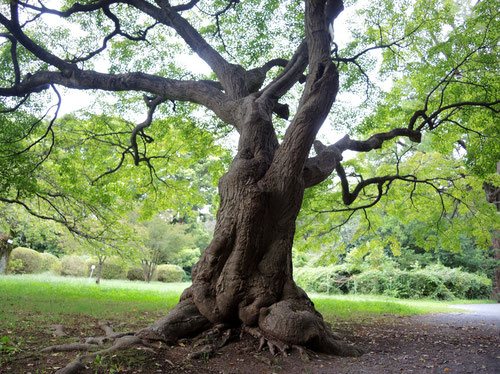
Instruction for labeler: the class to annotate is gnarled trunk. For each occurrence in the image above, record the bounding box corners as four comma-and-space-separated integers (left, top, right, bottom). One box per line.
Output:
139, 1, 356, 355
143, 95, 358, 356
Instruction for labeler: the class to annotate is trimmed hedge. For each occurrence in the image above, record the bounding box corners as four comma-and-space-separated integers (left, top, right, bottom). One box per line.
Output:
60, 255, 89, 277
40, 252, 61, 274
294, 264, 492, 300
7, 247, 43, 274
127, 266, 145, 281
155, 264, 185, 283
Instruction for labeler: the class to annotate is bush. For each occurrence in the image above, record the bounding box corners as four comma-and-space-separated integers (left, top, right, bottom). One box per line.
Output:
60, 255, 89, 277
349, 265, 491, 300
294, 265, 353, 294
426, 264, 492, 299
87, 258, 127, 280
127, 266, 145, 281
8, 247, 43, 274
155, 264, 185, 282
390, 271, 450, 299
40, 252, 61, 274
7, 258, 23, 274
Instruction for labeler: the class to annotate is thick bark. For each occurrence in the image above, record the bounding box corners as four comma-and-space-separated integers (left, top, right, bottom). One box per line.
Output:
137, 0, 359, 356
0, 234, 12, 274
144, 91, 359, 355
484, 162, 500, 300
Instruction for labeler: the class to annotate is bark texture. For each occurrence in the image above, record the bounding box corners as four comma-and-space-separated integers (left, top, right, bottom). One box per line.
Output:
0, 233, 12, 274
135, 0, 360, 355
484, 162, 500, 300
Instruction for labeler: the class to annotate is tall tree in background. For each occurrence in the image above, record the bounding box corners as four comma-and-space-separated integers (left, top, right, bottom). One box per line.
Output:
0, 0, 498, 356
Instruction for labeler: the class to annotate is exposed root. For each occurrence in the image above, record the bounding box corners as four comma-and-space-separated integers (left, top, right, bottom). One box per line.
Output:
54, 360, 86, 374
42, 321, 151, 374
53, 335, 148, 374
243, 326, 290, 357
43, 297, 362, 373
258, 299, 364, 357
41, 343, 99, 353
187, 324, 237, 360
98, 321, 115, 336
136, 299, 210, 343
45, 301, 212, 373
50, 324, 67, 337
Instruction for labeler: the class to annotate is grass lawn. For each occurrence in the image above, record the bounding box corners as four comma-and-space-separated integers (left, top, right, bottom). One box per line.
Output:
1, 273, 492, 327
0, 274, 187, 329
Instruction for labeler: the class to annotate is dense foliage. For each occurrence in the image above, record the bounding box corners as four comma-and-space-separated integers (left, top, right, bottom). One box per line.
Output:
295, 264, 492, 300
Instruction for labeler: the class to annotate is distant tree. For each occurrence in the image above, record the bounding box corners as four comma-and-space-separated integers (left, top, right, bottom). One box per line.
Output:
138, 216, 196, 282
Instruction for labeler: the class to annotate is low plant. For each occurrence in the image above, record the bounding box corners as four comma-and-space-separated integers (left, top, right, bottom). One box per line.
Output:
155, 264, 186, 283
127, 266, 145, 281
0, 336, 19, 355
60, 255, 89, 277
7, 247, 42, 274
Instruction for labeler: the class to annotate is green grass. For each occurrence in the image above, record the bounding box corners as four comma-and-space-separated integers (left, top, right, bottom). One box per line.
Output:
0, 274, 492, 331
0, 274, 188, 329
313, 294, 450, 320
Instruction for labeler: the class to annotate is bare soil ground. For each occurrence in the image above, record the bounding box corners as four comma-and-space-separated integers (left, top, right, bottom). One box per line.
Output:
1, 306, 498, 374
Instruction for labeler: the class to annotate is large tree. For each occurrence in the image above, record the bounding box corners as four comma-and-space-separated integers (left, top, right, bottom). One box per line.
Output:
0, 0, 498, 361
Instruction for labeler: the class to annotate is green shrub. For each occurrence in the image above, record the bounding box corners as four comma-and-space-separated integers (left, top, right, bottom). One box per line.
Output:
101, 258, 127, 280
349, 270, 391, 295
426, 264, 492, 299
391, 271, 447, 299
8, 247, 43, 274
349, 265, 490, 300
155, 264, 185, 283
127, 267, 145, 281
87, 258, 127, 280
60, 255, 89, 277
294, 266, 352, 294
6, 258, 23, 274
40, 252, 61, 274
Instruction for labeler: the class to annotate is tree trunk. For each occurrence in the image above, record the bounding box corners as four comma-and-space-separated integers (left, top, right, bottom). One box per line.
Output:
143, 96, 359, 356
142, 260, 155, 282
95, 257, 105, 285
484, 162, 500, 300
493, 234, 500, 301
141, 3, 354, 353
0, 234, 12, 274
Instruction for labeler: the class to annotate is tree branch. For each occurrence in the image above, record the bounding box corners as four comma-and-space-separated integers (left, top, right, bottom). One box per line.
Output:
260, 41, 309, 101
303, 128, 421, 188
0, 33, 21, 84
0, 70, 235, 124
129, 0, 243, 97
265, 0, 343, 183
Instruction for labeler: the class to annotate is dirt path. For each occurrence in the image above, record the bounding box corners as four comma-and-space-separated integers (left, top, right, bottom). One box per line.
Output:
447, 304, 500, 325
194, 304, 500, 374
